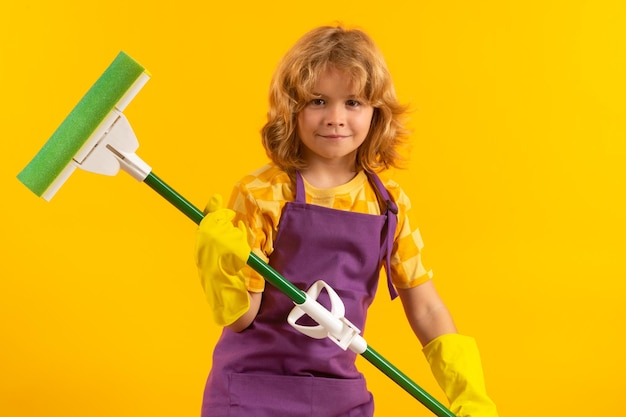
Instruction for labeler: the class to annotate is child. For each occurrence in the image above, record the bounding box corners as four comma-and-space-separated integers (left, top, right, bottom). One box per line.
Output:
195, 25, 498, 417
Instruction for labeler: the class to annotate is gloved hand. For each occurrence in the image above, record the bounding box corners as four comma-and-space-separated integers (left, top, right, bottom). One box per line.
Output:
195, 194, 251, 326
423, 333, 499, 417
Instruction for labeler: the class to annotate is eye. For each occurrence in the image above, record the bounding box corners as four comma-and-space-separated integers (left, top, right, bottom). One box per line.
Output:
346, 99, 361, 107
310, 98, 325, 106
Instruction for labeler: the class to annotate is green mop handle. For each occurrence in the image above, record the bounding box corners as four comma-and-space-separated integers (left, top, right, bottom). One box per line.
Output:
143, 171, 455, 417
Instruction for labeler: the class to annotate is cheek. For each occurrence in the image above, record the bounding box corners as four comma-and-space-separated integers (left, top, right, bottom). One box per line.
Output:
295, 112, 307, 138
296, 108, 319, 128
296, 111, 311, 131
359, 111, 375, 132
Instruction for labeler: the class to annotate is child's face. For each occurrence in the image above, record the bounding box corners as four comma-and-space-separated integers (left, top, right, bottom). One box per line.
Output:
296, 67, 374, 168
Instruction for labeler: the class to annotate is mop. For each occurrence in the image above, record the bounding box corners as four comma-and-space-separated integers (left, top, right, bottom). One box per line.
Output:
17, 51, 454, 417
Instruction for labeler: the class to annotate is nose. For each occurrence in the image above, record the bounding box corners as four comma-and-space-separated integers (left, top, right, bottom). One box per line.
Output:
325, 104, 345, 127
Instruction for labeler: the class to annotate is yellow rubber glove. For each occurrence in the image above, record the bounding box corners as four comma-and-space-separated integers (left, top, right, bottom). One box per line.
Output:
423, 334, 499, 417
195, 194, 251, 327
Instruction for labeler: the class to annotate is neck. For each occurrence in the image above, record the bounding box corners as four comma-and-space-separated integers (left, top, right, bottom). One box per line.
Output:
301, 160, 359, 189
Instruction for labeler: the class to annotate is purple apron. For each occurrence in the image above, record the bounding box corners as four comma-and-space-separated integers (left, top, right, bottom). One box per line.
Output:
202, 171, 398, 417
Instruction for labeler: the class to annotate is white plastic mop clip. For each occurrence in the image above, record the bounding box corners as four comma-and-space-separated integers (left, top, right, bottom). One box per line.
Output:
287, 280, 368, 354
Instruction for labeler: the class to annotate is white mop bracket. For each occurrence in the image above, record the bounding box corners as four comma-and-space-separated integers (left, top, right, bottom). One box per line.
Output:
287, 280, 367, 354
74, 110, 152, 182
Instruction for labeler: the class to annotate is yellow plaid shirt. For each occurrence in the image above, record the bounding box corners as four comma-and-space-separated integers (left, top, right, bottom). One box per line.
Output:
226, 164, 432, 293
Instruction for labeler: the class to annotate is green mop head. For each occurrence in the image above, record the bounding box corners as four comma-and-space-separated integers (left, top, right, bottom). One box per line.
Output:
17, 51, 150, 200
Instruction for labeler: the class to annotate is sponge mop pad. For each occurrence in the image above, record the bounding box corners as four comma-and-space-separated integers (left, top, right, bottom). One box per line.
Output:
17, 51, 147, 198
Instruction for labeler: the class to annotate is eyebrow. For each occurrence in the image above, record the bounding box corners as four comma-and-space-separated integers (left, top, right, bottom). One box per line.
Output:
311, 92, 362, 99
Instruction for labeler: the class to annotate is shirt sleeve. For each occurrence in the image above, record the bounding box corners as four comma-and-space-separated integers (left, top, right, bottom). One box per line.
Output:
388, 185, 433, 289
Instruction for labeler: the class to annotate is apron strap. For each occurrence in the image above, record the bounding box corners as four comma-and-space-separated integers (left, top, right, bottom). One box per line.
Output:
294, 171, 307, 204
366, 172, 399, 300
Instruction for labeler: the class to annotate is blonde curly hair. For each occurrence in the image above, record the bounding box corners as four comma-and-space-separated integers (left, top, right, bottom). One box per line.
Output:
261, 25, 410, 174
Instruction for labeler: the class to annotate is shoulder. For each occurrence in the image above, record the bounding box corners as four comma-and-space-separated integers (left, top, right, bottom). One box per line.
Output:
231, 164, 294, 213
237, 164, 292, 193
380, 175, 412, 210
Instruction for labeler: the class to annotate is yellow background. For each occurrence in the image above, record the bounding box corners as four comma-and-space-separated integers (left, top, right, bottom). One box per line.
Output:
1, 1, 624, 416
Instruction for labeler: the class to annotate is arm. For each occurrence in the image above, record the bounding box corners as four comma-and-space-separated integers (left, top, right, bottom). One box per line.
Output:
397, 280, 457, 346
399, 281, 498, 417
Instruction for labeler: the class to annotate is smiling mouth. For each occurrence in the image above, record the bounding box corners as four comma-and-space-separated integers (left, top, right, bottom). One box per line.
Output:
319, 134, 349, 139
